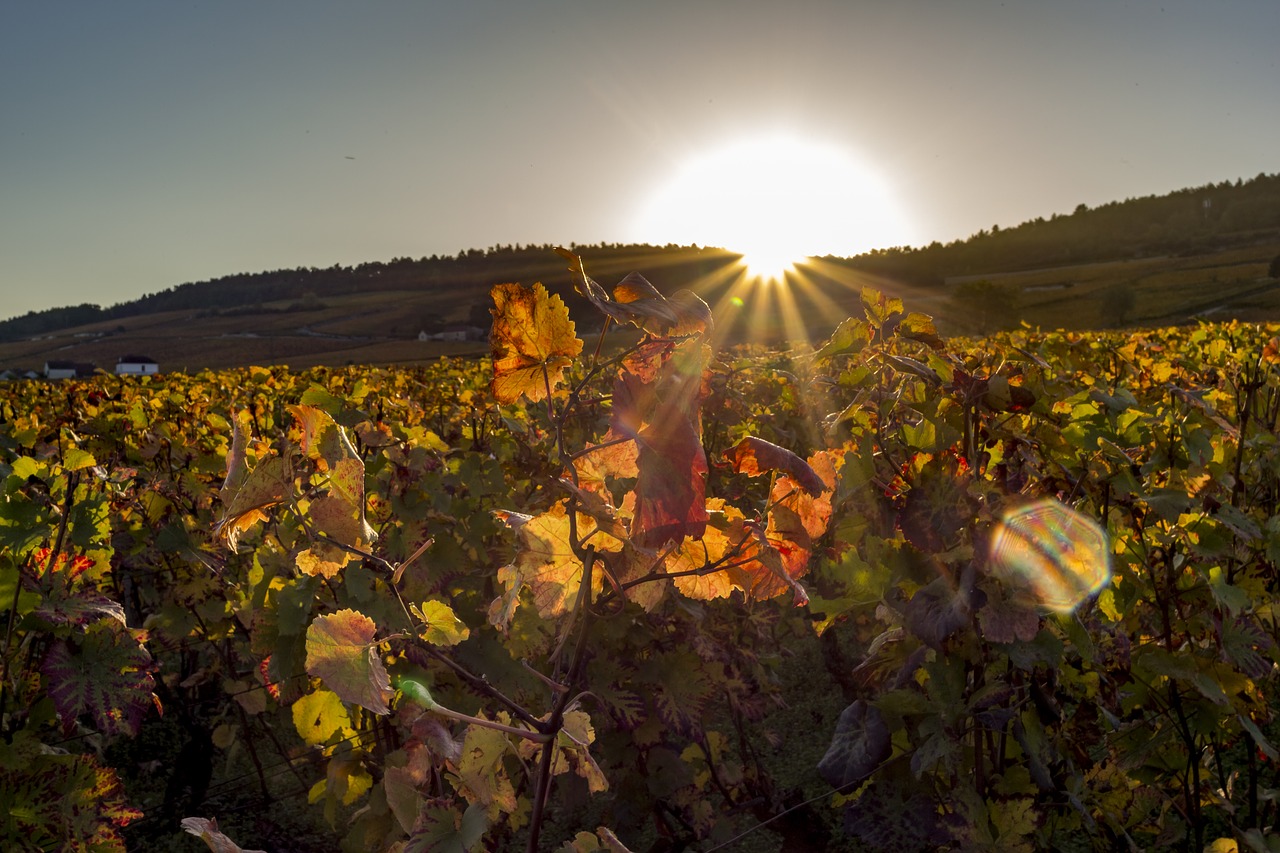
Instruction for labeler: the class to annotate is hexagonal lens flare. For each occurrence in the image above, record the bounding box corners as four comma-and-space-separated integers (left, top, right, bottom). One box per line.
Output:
989, 500, 1111, 613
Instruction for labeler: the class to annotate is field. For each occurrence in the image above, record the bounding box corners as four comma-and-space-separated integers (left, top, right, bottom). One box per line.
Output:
2, 238, 1278, 375
5, 267, 1280, 852
933, 240, 1280, 333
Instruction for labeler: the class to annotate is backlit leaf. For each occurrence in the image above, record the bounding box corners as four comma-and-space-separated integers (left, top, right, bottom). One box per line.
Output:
215, 456, 291, 553
492, 500, 601, 620
490, 282, 583, 403
289, 404, 359, 472
723, 436, 826, 497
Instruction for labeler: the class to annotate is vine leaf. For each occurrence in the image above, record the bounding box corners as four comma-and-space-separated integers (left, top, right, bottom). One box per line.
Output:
666, 526, 735, 601
410, 800, 489, 853
818, 700, 892, 789
559, 828, 636, 852
898, 312, 945, 349
612, 342, 711, 547
814, 317, 870, 362
640, 649, 714, 737
722, 436, 826, 497
181, 816, 268, 853
557, 247, 710, 337
29, 552, 127, 627
490, 282, 583, 403
214, 433, 291, 555
42, 620, 156, 736
489, 501, 604, 624
412, 600, 470, 646
665, 289, 714, 337
0, 752, 142, 852
518, 709, 608, 793
723, 520, 810, 606
765, 450, 837, 578
383, 766, 421, 835
452, 719, 519, 817
291, 687, 352, 746
290, 404, 360, 471
215, 410, 291, 552
634, 409, 708, 548
289, 407, 376, 574
903, 576, 974, 651
305, 609, 392, 714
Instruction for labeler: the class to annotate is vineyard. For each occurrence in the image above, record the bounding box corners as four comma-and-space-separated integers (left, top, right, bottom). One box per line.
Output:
4, 252, 1280, 852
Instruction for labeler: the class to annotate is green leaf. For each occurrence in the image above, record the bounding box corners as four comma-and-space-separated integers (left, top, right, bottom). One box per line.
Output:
62, 448, 97, 471
0, 561, 41, 617
1239, 714, 1279, 762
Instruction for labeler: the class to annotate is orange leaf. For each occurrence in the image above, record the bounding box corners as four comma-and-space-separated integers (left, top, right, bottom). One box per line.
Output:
723, 436, 826, 497
667, 528, 734, 601
490, 282, 583, 403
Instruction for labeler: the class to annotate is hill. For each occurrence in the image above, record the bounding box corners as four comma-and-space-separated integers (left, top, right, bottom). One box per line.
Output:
2, 173, 1279, 371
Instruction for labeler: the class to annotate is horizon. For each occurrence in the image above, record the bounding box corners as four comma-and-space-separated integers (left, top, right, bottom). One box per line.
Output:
3, 0, 1279, 318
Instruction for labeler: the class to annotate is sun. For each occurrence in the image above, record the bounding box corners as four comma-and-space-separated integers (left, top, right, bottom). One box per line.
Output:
632, 134, 914, 279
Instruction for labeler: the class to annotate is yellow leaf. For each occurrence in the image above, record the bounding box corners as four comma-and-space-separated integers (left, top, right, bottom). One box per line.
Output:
291, 688, 351, 746
490, 282, 583, 403
497, 501, 603, 619
416, 599, 470, 646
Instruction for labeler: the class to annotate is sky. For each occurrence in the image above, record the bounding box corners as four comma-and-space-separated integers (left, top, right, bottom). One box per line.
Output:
2, 0, 1278, 318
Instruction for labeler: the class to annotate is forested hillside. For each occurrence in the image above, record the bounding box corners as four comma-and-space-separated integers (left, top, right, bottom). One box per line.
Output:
4, 173, 1278, 344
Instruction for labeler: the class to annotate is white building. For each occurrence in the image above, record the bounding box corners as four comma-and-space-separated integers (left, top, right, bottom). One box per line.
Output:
115, 355, 159, 376
45, 361, 96, 379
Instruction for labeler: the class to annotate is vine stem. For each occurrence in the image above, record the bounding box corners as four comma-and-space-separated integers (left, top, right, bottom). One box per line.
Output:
425, 703, 551, 743
526, 546, 596, 853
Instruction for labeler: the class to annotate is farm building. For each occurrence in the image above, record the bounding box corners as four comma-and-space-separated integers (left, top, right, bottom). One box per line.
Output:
115, 354, 160, 376
44, 360, 97, 379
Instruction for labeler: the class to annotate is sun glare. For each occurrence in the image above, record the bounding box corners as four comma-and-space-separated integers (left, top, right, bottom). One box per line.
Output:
633, 134, 914, 280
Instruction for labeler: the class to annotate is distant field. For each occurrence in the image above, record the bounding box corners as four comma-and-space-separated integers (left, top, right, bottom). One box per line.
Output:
2, 240, 1278, 373
904, 239, 1280, 335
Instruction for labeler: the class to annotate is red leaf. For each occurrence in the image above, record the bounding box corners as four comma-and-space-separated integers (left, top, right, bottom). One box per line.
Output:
634, 413, 709, 547
605, 339, 712, 548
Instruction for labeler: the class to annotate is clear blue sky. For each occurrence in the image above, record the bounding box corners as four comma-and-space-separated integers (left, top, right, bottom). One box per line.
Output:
2, 0, 1277, 318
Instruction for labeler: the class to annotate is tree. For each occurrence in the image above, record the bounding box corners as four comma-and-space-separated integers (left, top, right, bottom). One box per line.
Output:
950, 279, 1020, 333
1101, 284, 1137, 327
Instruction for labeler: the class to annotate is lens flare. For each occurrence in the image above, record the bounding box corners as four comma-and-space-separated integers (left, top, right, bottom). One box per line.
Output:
989, 500, 1111, 613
